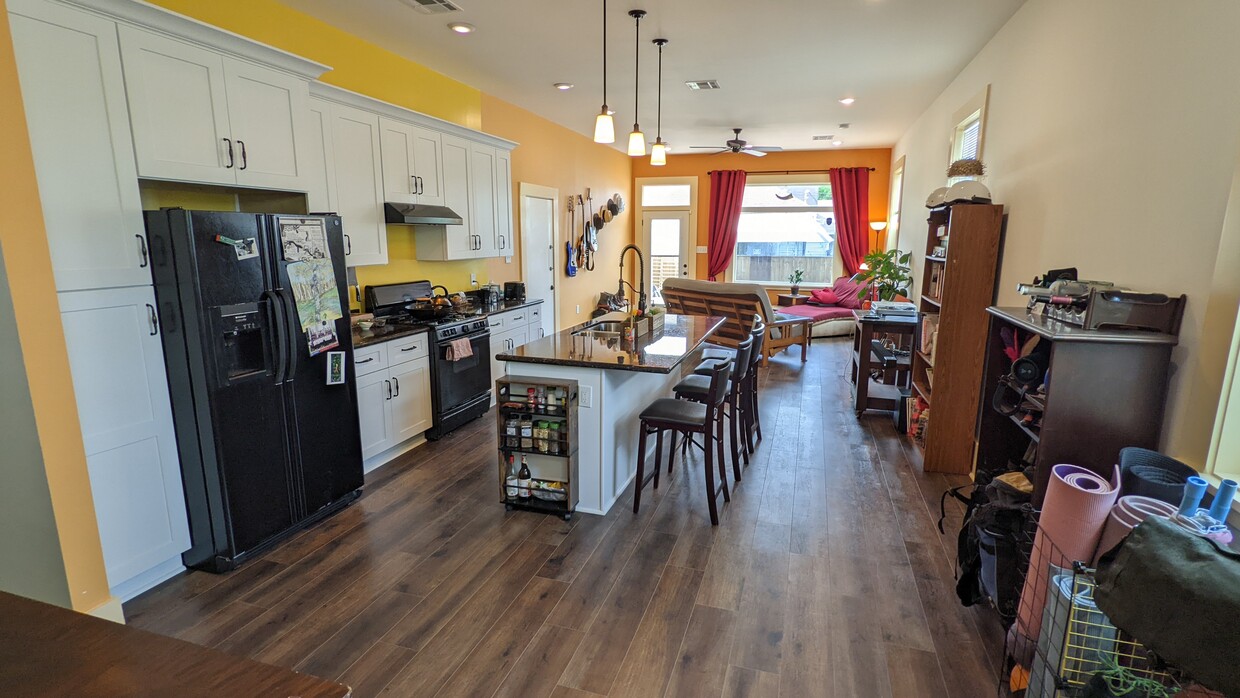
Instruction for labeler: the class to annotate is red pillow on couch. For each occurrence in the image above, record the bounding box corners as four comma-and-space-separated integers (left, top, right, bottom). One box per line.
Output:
809, 288, 839, 305
830, 276, 869, 309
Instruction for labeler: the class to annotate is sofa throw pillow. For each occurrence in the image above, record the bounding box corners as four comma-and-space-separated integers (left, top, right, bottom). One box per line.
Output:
810, 288, 839, 305
831, 276, 868, 309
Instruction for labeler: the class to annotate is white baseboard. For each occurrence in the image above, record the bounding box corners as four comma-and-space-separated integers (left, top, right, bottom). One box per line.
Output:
110, 556, 185, 603
363, 433, 427, 474
86, 595, 126, 624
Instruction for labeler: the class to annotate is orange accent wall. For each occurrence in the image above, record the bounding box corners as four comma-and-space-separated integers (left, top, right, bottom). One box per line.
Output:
480, 95, 635, 329
0, 0, 111, 612
632, 148, 893, 286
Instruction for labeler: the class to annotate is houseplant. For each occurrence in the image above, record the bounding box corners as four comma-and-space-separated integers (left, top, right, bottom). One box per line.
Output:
788, 268, 805, 296
854, 249, 913, 301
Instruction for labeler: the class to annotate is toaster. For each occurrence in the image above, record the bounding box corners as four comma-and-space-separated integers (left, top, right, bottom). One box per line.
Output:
503, 281, 526, 302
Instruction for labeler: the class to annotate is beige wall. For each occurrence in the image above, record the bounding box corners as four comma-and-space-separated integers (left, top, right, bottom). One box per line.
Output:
0, 0, 112, 612
893, 0, 1240, 467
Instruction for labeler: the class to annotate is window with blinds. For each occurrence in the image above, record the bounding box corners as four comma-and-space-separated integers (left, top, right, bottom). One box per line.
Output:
952, 111, 982, 162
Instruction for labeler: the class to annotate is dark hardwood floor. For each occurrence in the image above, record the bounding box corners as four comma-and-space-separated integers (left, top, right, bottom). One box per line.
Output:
125, 338, 1003, 697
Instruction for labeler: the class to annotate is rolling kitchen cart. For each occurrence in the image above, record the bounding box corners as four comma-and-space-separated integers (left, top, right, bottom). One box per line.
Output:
495, 377, 579, 519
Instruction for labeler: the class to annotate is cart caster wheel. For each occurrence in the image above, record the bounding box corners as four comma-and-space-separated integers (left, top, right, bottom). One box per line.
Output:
563, 514, 572, 521
505, 504, 513, 511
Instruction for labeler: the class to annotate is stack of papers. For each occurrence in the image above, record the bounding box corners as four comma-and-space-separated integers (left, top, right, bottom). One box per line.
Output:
871, 301, 918, 316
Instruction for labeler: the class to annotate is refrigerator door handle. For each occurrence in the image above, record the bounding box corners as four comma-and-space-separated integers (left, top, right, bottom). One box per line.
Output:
280, 289, 300, 379
263, 290, 289, 383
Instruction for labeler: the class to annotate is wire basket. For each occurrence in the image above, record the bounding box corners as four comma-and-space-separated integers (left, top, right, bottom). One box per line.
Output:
999, 521, 1226, 697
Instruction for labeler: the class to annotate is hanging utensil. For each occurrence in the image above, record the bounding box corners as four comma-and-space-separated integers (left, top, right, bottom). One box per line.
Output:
566, 196, 578, 277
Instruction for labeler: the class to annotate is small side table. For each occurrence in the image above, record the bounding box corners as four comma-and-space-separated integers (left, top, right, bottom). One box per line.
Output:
850, 310, 918, 414
777, 293, 808, 307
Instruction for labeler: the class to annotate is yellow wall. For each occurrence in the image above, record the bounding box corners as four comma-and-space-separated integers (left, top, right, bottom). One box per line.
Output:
0, 0, 111, 613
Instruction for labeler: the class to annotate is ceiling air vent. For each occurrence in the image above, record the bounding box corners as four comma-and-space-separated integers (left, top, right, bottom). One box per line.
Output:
685, 80, 720, 91
812, 135, 835, 141
398, 0, 462, 14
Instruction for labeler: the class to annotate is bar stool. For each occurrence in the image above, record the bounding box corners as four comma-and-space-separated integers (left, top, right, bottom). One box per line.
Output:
673, 335, 754, 484
633, 360, 733, 525
695, 321, 765, 460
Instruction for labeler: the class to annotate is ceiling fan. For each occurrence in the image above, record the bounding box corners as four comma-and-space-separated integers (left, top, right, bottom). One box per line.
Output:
690, 128, 783, 157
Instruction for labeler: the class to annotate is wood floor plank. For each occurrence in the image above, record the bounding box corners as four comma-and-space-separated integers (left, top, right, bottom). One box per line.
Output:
728, 547, 788, 675
547, 515, 656, 632
536, 512, 614, 582
336, 641, 414, 697
663, 604, 737, 698
175, 600, 265, 647
492, 624, 584, 698
557, 529, 678, 694
720, 665, 780, 698
609, 565, 704, 698
295, 589, 423, 680
549, 686, 606, 698
130, 559, 284, 637
435, 576, 569, 698
885, 644, 950, 698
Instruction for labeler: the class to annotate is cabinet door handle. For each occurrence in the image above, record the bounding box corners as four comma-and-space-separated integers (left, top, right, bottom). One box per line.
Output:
513, 315, 524, 321
136, 235, 149, 268
385, 379, 392, 400
222, 138, 234, 168
411, 175, 417, 195
401, 345, 417, 352
145, 303, 159, 336
392, 376, 400, 396
237, 140, 248, 170
344, 234, 352, 255
356, 357, 374, 364
499, 234, 505, 250
416, 176, 424, 195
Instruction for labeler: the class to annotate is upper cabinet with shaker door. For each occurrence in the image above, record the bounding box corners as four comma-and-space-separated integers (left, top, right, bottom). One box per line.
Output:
414, 133, 475, 261
8, 0, 148, 292
470, 143, 499, 259
118, 25, 313, 191
304, 97, 334, 215
495, 148, 513, 257
379, 118, 444, 207
328, 103, 388, 267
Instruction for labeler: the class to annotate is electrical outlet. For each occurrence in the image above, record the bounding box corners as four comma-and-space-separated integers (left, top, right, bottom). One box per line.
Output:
576, 304, 581, 314
579, 385, 593, 408
696, 245, 708, 254
470, 273, 478, 286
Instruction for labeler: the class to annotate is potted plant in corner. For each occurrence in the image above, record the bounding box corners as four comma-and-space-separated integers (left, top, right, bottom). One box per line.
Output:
788, 268, 805, 297
853, 249, 913, 301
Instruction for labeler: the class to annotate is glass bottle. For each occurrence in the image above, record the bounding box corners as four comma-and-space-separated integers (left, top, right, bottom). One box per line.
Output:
548, 422, 561, 455
520, 417, 533, 449
505, 455, 519, 499
518, 456, 532, 499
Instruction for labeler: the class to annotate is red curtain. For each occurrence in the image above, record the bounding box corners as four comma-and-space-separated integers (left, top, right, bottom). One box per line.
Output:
706, 170, 747, 280
830, 167, 870, 276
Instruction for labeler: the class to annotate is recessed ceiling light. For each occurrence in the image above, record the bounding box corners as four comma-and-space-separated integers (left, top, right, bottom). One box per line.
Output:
447, 22, 475, 34
832, 140, 843, 146
554, 83, 574, 91
838, 97, 855, 105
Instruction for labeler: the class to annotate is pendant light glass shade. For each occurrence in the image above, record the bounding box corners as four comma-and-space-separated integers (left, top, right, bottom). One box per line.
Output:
594, 109, 615, 144
627, 129, 646, 156
650, 139, 667, 166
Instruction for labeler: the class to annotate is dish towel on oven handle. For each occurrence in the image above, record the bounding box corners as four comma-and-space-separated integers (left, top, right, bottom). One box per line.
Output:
446, 337, 473, 361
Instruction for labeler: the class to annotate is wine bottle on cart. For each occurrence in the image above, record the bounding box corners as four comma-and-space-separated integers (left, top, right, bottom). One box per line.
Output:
518, 456, 532, 499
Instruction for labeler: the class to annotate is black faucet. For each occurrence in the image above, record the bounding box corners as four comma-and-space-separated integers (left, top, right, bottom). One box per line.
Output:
617, 244, 647, 314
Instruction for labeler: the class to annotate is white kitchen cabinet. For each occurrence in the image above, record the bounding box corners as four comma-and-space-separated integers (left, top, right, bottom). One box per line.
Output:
470, 143, 499, 259
389, 357, 432, 444
379, 117, 444, 207
57, 286, 191, 598
356, 368, 394, 460
495, 148, 513, 256
329, 103, 388, 267
414, 133, 474, 261
118, 25, 311, 191
8, 0, 148, 292
304, 97, 334, 214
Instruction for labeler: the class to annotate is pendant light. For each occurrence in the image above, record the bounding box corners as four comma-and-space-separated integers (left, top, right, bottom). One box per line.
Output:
593, 0, 615, 143
650, 38, 668, 166
626, 10, 647, 156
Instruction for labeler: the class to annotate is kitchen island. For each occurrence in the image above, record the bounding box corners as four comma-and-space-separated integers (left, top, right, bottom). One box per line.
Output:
497, 313, 724, 514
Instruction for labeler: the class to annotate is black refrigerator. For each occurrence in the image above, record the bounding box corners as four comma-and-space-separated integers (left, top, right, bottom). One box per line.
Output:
146, 209, 363, 572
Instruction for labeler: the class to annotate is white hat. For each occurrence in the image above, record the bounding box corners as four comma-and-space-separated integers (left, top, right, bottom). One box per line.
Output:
945, 180, 992, 204
925, 186, 949, 208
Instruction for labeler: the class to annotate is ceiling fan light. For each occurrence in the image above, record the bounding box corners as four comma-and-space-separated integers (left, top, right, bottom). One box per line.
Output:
627, 128, 646, 156
594, 109, 615, 144
650, 140, 667, 166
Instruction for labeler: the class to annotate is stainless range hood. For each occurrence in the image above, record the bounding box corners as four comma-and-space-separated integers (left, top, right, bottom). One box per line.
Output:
384, 202, 463, 226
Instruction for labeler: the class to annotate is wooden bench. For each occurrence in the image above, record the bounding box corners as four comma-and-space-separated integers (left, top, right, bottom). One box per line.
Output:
662, 280, 810, 365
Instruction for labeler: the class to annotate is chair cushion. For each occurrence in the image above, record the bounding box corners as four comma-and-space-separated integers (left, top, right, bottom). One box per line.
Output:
672, 375, 732, 402
701, 344, 736, 361
830, 275, 869, 310
777, 304, 855, 323
640, 398, 708, 427
810, 288, 839, 305
693, 358, 731, 375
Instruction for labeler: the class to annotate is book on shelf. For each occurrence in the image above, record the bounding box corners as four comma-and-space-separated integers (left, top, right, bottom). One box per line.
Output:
920, 314, 940, 361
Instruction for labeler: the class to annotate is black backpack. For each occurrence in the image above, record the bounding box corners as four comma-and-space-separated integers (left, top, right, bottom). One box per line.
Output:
945, 472, 1035, 628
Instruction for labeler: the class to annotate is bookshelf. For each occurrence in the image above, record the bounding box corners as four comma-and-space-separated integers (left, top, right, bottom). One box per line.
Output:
910, 202, 1005, 474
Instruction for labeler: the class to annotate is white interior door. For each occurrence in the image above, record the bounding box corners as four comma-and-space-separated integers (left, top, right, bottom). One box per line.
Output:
642, 211, 692, 306
519, 183, 558, 337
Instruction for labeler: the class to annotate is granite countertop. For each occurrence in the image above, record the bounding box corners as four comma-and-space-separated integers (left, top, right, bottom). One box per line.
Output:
497, 313, 725, 374
351, 298, 544, 348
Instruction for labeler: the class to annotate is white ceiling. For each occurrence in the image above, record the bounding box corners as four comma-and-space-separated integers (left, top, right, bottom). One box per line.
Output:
280, 0, 1025, 152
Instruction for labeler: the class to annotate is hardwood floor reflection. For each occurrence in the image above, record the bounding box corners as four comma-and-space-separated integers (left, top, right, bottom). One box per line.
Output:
125, 338, 1002, 697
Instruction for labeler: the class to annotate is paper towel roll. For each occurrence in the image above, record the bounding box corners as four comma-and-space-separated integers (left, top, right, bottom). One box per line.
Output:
1014, 464, 1120, 657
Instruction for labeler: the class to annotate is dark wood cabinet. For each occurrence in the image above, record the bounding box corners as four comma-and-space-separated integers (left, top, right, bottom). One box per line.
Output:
975, 307, 1177, 506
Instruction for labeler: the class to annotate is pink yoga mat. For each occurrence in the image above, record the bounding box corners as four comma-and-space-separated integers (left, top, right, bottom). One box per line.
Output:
1092, 496, 1177, 564
1011, 463, 1121, 665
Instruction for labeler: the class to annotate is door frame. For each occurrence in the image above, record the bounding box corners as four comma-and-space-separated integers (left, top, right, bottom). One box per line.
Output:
518, 182, 560, 334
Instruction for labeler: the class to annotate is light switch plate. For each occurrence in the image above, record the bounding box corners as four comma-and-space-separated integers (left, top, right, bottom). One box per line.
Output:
696, 245, 708, 254
579, 385, 593, 408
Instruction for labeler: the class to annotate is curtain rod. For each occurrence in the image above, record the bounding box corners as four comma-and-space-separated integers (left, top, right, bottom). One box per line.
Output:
706, 167, 876, 175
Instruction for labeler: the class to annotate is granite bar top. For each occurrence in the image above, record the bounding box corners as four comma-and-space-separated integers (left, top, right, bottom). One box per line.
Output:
352, 298, 544, 348
497, 313, 725, 374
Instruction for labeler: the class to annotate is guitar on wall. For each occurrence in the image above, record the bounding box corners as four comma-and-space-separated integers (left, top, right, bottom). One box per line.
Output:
565, 196, 577, 277
576, 194, 587, 271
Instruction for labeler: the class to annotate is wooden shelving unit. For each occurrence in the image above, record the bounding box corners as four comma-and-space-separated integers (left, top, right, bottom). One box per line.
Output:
495, 377, 579, 519
976, 307, 1177, 507
910, 202, 1005, 474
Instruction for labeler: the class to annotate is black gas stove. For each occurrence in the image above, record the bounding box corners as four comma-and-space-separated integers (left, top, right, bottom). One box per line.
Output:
365, 281, 492, 440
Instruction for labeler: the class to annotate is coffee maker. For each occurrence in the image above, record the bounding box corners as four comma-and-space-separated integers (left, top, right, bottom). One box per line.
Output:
469, 284, 503, 311
504, 281, 526, 303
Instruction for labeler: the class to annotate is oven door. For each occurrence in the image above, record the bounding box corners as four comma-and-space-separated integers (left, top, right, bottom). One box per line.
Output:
433, 330, 491, 411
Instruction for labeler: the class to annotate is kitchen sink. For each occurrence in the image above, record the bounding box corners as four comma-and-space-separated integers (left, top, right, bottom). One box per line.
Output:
571, 320, 627, 337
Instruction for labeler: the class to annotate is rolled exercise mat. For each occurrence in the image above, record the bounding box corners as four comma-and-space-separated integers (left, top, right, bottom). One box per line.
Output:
1012, 464, 1120, 665
1118, 447, 1197, 505
1208, 478, 1237, 522
1092, 496, 1178, 565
